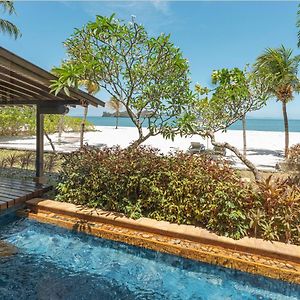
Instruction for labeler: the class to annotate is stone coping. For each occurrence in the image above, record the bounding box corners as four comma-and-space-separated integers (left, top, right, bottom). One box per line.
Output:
26, 198, 300, 264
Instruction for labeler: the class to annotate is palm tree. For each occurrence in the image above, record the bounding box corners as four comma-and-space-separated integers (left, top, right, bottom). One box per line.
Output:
106, 97, 123, 129
0, 0, 20, 39
297, 4, 300, 48
254, 46, 300, 157
79, 80, 100, 148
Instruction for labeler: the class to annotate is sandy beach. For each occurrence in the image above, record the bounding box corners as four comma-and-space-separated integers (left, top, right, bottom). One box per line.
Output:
0, 126, 299, 170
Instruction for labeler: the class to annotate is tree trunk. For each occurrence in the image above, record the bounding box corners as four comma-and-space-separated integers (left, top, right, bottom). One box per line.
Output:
58, 115, 64, 145
128, 131, 152, 149
242, 114, 247, 157
208, 132, 261, 182
80, 105, 88, 149
116, 111, 119, 129
45, 131, 56, 152
282, 101, 289, 157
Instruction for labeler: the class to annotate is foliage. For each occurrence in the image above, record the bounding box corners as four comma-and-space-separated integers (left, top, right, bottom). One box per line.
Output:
297, 4, 300, 48
56, 146, 255, 240
287, 144, 300, 164
249, 176, 300, 244
106, 96, 124, 129
181, 68, 269, 181
51, 14, 193, 146
0, 150, 61, 173
189, 68, 268, 133
56, 147, 300, 245
254, 46, 300, 157
106, 96, 123, 114
0, 0, 20, 39
254, 46, 300, 103
0, 106, 94, 136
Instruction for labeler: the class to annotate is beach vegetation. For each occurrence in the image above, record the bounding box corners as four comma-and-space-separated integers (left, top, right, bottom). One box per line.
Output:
78, 79, 100, 148
56, 146, 255, 240
56, 146, 300, 244
51, 14, 192, 147
0, 106, 94, 136
106, 96, 124, 129
0, 149, 61, 173
0, 0, 20, 39
287, 143, 300, 165
296, 4, 300, 48
186, 68, 269, 182
254, 46, 300, 157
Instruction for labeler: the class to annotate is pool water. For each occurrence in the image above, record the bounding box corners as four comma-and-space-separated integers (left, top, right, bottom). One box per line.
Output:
0, 215, 299, 300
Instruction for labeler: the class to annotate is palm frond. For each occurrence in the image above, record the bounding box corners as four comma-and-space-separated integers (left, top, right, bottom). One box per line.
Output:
106, 97, 123, 112
254, 46, 300, 101
297, 4, 300, 48
0, 0, 15, 15
0, 18, 20, 39
79, 79, 100, 95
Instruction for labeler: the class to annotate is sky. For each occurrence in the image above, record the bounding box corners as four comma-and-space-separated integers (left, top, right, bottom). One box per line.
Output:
1, 0, 300, 119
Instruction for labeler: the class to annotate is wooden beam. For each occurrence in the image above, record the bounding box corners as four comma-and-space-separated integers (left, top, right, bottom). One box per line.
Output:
0, 65, 78, 101
0, 71, 59, 100
0, 47, 104, 107
0, 79, 51, 99
0, 99, 79, 105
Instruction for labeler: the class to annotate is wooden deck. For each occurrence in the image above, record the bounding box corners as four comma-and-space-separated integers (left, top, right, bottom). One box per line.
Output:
0, 177, 51, 213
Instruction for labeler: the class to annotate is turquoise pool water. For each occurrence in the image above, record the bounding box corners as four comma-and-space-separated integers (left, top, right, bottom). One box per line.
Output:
0, 214, 299, 300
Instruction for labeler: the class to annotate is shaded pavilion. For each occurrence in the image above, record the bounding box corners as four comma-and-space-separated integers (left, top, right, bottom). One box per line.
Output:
0, 46, 104, 183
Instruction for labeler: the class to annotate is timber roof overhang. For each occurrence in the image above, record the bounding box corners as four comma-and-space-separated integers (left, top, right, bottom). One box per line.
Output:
0, 47, 104, 107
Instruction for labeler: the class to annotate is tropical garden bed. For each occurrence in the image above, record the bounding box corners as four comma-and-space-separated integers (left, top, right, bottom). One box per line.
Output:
54, 146, 300, 246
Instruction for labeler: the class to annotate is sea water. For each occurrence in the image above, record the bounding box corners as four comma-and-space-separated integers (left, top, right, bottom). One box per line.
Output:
83, 117, 300, 132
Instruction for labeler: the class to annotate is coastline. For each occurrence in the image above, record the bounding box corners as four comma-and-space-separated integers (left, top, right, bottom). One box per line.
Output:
83, 116, 300, 133
0, 126, 299, 170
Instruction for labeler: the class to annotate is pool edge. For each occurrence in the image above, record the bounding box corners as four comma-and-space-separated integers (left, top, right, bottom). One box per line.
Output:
22, 198, 300, 285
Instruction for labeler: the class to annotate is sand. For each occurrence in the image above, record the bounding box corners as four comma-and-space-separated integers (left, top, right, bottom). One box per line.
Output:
0, 126, 299, 170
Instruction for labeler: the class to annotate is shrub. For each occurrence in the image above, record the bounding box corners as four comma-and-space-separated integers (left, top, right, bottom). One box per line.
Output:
287, 144, 300, 164
249, 176, 300, 245
55, 147, 300, 245
56, 146, 255, 239
0, 107, 94, 136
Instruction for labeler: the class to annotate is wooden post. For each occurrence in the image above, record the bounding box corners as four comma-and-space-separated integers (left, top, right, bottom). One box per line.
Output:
35, 105, 45, 184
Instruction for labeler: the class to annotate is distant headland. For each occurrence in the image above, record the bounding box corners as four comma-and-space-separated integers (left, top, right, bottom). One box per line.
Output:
102, 111, 154, 118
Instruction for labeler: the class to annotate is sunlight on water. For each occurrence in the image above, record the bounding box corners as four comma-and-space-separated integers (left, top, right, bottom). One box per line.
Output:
0, 215, 299, 300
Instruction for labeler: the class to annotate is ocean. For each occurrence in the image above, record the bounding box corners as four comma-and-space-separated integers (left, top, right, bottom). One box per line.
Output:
83, 116, 300, 133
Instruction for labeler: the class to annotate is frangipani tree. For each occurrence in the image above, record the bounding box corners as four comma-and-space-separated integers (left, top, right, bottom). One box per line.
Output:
186, 68, 269, 182
51, 14, 192, 147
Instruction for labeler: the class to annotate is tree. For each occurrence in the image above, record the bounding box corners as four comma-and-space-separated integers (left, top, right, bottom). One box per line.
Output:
187, 68, 269, 182
51, 67, 100, 148
0, 0, 20, 39
297, 4, 300, 48
78, 80, 100, 148
106, 96, 123, 129
50, 14, 192, 147
254, 46, 300, 157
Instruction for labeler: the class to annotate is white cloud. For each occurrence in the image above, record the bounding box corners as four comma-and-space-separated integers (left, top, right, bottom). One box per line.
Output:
151, 0, 171, 15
